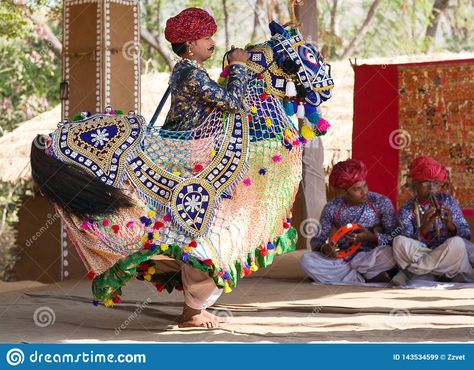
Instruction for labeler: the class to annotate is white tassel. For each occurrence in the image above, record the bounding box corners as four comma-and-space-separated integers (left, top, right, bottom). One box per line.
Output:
296, 102, 305, 119
285, 80, 297, 97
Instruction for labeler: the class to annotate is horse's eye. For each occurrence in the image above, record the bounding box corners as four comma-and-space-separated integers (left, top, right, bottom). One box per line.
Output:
304, 50, 319, 66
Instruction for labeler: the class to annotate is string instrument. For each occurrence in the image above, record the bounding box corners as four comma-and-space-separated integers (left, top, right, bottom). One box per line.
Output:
414, 193, 442, 237
430, 193, 442, 237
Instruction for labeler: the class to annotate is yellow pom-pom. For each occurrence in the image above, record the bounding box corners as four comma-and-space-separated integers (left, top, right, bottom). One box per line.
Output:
284, 128, 293, 138
250, 262, 259, 272
147, 210, 156, 218
103, 299, 114, 307
153, 233, 159, 239
161, 243, 169, 251
183, 245, 191, 253
141, 235, 148, 243
144, 274, 152, 281
224, 282, 232, 293
250, 106, 257, 114
301, 124, 315, 140
147, 267, 156, 275
265, 117, 273, 127
172, 171, 181, 176
210, 150, 216, 158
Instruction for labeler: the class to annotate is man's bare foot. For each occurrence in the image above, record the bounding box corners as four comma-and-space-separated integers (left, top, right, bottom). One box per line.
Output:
178, 304, 221, 328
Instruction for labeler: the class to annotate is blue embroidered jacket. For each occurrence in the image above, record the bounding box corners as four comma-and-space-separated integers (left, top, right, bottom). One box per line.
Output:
310, 192, 398, 252
398, 193, 471, 249
161, 59, 248, 132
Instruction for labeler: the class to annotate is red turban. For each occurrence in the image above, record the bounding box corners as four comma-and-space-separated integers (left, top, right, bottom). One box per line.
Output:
409, 156, 448, 183
165, 8, 217, 44
329, 159, 368, 190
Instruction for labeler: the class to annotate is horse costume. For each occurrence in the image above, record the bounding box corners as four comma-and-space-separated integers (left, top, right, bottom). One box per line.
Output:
31, 21, 334, 307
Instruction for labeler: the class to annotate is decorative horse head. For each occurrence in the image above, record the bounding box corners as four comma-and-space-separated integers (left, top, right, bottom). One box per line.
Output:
243, 21, 334, 134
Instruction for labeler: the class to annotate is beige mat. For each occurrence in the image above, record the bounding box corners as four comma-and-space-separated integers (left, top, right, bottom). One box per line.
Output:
0, 276, 473, 343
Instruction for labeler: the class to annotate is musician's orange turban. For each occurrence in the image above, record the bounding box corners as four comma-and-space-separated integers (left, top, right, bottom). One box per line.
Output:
329, 159, 368, 190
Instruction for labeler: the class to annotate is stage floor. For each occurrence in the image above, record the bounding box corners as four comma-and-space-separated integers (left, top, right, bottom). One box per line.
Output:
1, 268, 473, 343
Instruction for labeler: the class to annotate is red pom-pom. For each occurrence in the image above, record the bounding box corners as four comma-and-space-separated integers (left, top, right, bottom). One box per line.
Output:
143, 240, 152, 249
111, 225, 120, 234
87, 271, 96, 280
283, 222, 290, 229
203, 259, 213, 266
260, 248, 268, 257
257, 74, 264, 80
260, 93, 269, 101
243, 267, 251, 276
272, 155, 282, 163
154, 221, 164, 230
189, 240, 198, 248
248, 114, 253, 123
193, 164, 204, 172
112, 296, 121, 304
155, 284, 165, 292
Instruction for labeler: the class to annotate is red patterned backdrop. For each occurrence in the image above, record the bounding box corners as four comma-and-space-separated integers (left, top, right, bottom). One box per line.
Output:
352, 59, 474, 216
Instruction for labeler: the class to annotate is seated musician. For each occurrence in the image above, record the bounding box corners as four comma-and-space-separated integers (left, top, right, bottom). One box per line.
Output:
299, 159, 398, 284
392, 156, 474, 285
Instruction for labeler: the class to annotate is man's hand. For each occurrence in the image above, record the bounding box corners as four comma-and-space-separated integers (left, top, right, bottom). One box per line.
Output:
440, 206, 457, 234
420, 207, 437, 236
320, 242, 337, 258
346, 227, 377, 244
228, 46, 250, 64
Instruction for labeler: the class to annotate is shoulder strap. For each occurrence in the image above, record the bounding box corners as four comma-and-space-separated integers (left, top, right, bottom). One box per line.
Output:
147, 85, 171, 130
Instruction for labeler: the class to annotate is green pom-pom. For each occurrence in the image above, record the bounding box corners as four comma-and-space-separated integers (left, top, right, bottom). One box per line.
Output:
72, 113, 83, 122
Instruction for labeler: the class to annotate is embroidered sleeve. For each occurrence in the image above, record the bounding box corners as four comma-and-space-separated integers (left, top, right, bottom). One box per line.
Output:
398, 203, 418, 240
446, 196, 472, 240
375, 196, 398, 246
185, 64, 247, 112
310, 203, 334, 251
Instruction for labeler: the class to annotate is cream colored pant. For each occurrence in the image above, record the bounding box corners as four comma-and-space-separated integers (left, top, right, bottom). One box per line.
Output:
152, 256, 222, 310
299, 245, 395, 283
392, 235, 474, 282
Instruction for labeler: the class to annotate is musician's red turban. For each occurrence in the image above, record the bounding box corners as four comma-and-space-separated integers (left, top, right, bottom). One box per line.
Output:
329, 159, 368, 190
409, 156, 448, 183
165, 8, 217, 44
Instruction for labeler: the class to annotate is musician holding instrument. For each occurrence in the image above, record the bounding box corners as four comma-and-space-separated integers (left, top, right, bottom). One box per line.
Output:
392, 156, 474, 284
300, 159, 398, 284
